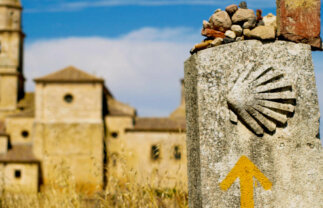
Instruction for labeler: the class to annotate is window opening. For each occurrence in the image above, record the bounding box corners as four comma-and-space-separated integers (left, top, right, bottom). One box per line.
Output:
111, 132, 118, 139
174, 146, 181, 160
151, 145, 160, 160
14, 169, 21, 179
21, 130, 29, 138
111, 153, 118, 167
64, 94, 73, 103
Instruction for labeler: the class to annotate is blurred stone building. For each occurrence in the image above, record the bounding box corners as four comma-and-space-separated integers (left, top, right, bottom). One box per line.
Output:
0, 0, 187, 194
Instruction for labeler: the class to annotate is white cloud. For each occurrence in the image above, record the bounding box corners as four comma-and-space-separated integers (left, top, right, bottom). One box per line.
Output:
24, 27, 323, 122
25, 27, 200, 116
25, 0, 276, 13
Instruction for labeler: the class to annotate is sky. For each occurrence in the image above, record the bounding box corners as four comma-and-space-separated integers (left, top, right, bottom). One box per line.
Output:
22, 0, 322, 124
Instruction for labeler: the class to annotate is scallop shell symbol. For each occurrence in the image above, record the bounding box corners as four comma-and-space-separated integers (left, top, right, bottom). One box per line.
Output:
227, 66, 296, 136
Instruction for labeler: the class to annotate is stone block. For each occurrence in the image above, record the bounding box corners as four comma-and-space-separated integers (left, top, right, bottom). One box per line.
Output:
184, 40, 323, 208
277, 0, 322, 49
0, 135, 8, 154
201, 28, 225, 39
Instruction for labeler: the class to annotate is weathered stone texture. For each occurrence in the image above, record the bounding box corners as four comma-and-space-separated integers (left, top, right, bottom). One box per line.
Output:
2, 163, 39, 193
209, 11, 232, 32
184, 40, 323, 207
5, 117, 34, 144
225, 4, 238, 16
249, 26, 276, 40
232, 9, 256, 24
0, 135, 7, 153
0, 1, 24, 118
201, 28, 225, 39
35, 83, 103, 123
34, 122, 104, 193
277, 0, 322, 49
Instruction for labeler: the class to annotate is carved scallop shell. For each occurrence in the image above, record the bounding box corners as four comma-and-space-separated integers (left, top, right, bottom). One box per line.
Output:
227, 66, 296, 136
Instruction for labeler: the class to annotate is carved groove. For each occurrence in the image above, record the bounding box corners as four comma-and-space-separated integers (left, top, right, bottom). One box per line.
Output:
227, 66, 296, 136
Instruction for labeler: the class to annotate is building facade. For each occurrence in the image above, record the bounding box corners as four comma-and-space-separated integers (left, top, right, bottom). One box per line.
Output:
0, 0, 187, 194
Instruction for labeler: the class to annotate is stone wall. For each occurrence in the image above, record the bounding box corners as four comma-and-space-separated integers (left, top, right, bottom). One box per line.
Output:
33, 122, 104, 194
0, 0, 24, 116
35, 83, 103, 123
0, 135, 8, 154
0, 32, 22, 68
0, 163, 3, 193
0, 5, 21, 31
5, 117, 34, 144
0, 75, 18, 112
110, 131, 188, 189
2, 163, 38, 193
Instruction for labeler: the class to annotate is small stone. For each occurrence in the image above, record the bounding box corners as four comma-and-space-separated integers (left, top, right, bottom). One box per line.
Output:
263, 13, 277, 29
225, 4, 238, 16
190, 48, 196, 54
194, 40, 213, 50
211, 38, 223, 46
231, 25, 243, 36
201, 28, 225, 39
203, 20, 211, 29
223, 37, 235, 44
225, 30, 236, 39
236, 36, 244, 41
249, 26, 276, 40
239, 1, 247, 9
242, 17, 257, 29
232, 9, 256, 24
209, 11, 232, 32
214, 9, 222, 13
257, 20, 265, 26
243, 29, 252, 38
256, 9, 263, 21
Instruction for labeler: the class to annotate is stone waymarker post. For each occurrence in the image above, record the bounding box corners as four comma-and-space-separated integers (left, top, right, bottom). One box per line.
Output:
184, 40, 323, 207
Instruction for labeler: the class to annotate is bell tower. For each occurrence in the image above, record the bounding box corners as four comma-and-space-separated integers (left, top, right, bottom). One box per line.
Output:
0, 0, 24, 117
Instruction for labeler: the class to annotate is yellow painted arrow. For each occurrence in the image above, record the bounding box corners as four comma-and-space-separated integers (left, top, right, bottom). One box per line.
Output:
220, 155, 272, 208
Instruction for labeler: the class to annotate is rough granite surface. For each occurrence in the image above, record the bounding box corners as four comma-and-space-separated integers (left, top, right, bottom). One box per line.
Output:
184, 40, 323, 208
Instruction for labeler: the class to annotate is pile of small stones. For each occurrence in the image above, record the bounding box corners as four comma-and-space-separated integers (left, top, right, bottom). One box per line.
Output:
191, 1, 277, 54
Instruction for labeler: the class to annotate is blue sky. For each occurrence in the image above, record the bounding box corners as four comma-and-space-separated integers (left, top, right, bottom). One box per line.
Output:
22, 0, 322, 123
22, 0, 276, 41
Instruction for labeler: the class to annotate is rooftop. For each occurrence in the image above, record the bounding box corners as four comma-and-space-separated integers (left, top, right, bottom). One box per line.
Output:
8, 92, 35, 118
0, 144, 39, 163
108, 98, 136, 117
34, 66, 104, 83
127, 117, 186, 132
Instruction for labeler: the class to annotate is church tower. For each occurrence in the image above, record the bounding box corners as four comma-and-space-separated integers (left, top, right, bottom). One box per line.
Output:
0, 0, 24, 117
